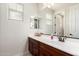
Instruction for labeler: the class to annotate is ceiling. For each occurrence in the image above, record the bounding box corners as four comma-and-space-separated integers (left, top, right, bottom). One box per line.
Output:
51, 3, 77, 10
39, 3, 78, 11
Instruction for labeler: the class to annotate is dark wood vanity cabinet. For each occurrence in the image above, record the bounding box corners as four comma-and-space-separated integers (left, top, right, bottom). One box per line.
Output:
28, 37, 72, 56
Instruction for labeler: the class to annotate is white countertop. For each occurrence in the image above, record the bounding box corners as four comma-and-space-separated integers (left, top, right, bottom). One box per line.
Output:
29, 35, 79, 56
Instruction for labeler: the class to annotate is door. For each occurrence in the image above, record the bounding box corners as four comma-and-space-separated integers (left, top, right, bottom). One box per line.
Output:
55, 14, 64, 36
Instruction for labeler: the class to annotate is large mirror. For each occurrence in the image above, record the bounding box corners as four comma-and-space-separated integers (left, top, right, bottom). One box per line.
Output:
53, 4, 79, 38
31, 3, 79, 38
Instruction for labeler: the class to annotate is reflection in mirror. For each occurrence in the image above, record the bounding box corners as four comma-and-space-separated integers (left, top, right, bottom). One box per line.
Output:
54, 13, 64, 37
34, 19, 39, 29
39, 7, 54, 34
30, 16, 40, 29
63, 5, 79, 38
39, 3, 79, 39
53, 4, 79, 39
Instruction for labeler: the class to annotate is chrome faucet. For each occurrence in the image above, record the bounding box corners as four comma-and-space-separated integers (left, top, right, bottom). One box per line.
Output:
58, 36, 66, 42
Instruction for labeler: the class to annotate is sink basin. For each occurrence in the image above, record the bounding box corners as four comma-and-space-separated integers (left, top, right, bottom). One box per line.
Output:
40, 35, 59, 42
40, 35, 79, 45
63, 38, 79, 48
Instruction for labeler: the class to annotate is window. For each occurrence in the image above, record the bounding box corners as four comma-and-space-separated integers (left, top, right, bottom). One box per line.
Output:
8, 3, 24, 20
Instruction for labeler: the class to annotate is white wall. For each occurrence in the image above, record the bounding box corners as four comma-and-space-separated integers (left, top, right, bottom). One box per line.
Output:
0, 3, 38, 56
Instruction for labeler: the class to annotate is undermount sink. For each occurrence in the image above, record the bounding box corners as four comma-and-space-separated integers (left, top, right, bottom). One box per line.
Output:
40, 35, 59, 42
64, 38, 79, 48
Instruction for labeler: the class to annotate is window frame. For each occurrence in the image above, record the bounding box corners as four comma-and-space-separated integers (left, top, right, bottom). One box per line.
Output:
8, 3, 24, 21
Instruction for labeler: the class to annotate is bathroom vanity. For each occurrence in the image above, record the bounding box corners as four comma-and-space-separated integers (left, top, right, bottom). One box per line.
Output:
28, 4, 79, 56
28, 35, 73, 56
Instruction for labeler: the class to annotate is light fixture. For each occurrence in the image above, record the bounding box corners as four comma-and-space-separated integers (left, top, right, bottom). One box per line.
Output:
43, 3, 54, 9
41, 3, 54, 10
47, 4, 51, 8
50, 3, 54, 6
30, 16, 35, 19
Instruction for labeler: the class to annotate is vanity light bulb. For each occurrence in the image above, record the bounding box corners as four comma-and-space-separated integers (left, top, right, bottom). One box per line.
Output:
47, 4, 51, 8
31, 16, 35, 19
50, 3, 54, 6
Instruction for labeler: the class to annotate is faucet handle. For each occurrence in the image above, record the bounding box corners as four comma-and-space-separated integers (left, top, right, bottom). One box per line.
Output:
59, 36, 66, 42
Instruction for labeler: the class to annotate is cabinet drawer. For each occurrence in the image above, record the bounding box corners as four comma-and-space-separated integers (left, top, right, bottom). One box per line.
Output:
28, 37, 39, 56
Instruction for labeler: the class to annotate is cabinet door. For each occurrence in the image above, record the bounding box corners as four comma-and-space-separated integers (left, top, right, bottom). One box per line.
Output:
28, 37, 39, 56
28, 38, 33, 54
32, 48, 39, 56
39, 42, 60, 56
39, 45, 52, 56
39, 42, 72, 56
39, 49, 51, 56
